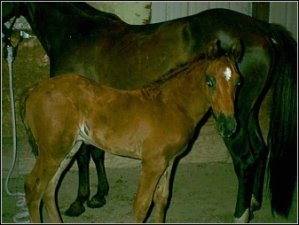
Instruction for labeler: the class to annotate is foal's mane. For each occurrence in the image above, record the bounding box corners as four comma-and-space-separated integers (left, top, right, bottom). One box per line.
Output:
143, 55, 205, 89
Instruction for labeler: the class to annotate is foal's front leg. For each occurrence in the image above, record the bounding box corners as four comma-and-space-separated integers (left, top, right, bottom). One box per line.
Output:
134, 160, 168, 223
153, 162, 175, 222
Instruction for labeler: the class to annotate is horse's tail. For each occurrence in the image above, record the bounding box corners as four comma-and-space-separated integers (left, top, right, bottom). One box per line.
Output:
267, 23, 297, 217
19, 85, 38, 156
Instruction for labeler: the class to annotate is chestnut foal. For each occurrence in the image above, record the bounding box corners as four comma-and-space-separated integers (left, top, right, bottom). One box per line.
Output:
20, 40, 242, 223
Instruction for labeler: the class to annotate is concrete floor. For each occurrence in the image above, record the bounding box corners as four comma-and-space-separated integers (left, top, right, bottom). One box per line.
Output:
2, 138, 297, 223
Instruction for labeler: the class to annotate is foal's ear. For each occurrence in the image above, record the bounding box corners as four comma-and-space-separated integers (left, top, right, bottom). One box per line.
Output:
229, 39, 243, 62
206, 39, 221, 59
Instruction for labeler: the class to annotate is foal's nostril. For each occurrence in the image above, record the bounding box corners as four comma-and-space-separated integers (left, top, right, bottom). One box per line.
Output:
216, 113, 237, 138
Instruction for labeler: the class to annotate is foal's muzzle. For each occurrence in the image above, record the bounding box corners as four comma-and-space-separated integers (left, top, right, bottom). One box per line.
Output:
216, 113, 237, 138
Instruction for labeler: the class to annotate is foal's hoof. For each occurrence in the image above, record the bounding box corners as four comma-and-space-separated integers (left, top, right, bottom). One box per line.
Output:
87, 195, 106, 208
64, 202, 85, 217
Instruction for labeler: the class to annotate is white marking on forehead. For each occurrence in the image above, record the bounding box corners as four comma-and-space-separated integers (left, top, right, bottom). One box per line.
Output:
223, 67, 232, 81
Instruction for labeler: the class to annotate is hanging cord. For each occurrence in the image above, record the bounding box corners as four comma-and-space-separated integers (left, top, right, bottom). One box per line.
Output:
3, 17, 30, 223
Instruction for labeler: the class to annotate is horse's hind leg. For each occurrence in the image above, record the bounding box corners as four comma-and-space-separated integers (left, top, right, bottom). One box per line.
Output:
225, 110, 268, 223
153, 162, 174, 223
87, 146, 109, 208
251, 89, 272, 212
251, 154, 267, 212
250, 128, 268, 214
224, 131, 256, 223
134, 159, 167, 223
64, 143, 91, 217
65, 145, 108, 217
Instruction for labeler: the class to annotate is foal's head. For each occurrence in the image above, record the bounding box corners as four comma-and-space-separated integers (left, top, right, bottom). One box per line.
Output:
203, 39, 243, 137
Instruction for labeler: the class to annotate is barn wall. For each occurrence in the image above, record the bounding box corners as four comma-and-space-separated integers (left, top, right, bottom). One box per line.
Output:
151, 1, 252, 23
269, 2, 297, 40
151, 1, 297, 39
86, 2, 151, 24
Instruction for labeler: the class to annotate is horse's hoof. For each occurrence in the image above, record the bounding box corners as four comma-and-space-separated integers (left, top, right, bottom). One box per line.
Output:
233, 208, 250, 223
87, 195, 106, 208
250, 195, 261, 212
64, 202, 85, 217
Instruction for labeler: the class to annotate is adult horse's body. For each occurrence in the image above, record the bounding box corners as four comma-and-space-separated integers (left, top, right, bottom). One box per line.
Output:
20, 41, 242, 223
2, 2, 297, 222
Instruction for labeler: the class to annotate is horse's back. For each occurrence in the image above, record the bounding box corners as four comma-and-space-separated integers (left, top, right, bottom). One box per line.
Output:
52, 19, 196, 88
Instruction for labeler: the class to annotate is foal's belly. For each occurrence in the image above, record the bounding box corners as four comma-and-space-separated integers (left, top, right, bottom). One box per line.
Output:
79, 108, 192, 161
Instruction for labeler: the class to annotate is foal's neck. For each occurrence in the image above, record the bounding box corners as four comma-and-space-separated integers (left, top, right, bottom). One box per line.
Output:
160, 60, 210, 124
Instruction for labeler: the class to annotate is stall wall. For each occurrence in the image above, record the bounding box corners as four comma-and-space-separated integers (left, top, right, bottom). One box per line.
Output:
151, 2, 251, 23
270, 2, 297, 40
151, 2, 297, 39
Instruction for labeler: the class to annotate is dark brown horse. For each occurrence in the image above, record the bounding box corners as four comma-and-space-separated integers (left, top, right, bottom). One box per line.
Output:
2, 2, 296, 222
20, 40, 242, 223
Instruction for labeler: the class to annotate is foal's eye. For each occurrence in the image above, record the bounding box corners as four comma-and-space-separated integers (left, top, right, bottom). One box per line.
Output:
236, 78, 242, 87
235, 78, 242, 93
206, 76, 215, 88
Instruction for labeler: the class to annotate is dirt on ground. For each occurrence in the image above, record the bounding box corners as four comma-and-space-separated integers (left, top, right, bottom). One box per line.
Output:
2, 138, 297, 223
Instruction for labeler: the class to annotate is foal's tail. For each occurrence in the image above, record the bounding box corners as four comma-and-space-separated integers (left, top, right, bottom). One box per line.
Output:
267, 23, 297, 217
19, 85, 38, 156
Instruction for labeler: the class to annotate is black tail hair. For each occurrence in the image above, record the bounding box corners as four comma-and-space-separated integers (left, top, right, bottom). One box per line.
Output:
267, 23, 297, 217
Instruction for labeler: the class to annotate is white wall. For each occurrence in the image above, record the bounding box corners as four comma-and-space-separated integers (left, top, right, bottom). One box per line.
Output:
151, 1, 297, 40
86, 2, 297, 39
151, 1, 251, 23
270, 2, 297, 40
86, 1, 151, 24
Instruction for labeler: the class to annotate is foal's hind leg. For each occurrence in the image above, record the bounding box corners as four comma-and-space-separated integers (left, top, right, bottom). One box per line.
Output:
25, 159, 48, 223
153, 162, 174, 222
87, 146, 109, 208
44, 142, 83, 222
25, 155, 62, 223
